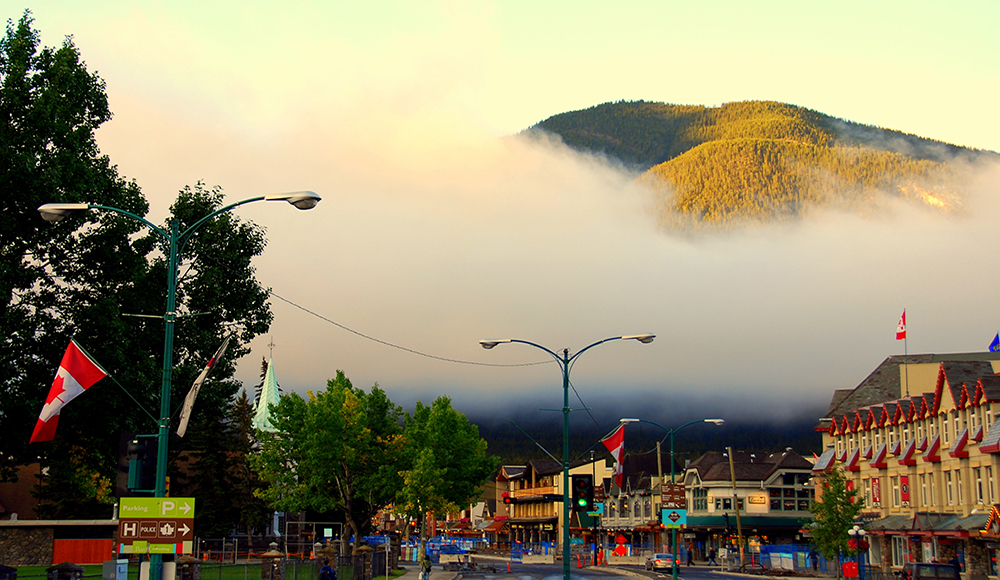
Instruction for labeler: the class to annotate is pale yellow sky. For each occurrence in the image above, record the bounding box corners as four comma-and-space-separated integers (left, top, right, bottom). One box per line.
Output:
12, 1, 1000, 414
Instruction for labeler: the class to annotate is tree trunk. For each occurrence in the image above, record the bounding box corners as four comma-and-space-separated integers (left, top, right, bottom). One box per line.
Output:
418, 513, 427, 558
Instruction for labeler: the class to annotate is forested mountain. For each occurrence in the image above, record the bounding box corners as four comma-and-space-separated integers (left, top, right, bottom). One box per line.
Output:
526, 100, 997, 228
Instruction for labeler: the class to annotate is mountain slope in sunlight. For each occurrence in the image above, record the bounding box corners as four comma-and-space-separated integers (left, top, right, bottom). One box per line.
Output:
526, 100, 995, 228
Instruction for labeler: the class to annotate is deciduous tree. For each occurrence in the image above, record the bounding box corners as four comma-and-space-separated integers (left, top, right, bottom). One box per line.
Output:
809, 466, 863, 578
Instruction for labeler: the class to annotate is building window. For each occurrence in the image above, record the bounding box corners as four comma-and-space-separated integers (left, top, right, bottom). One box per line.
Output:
644, 499, 651, 518
956, 470, 964, 505
891, 537, 908, 567
988, 467, 995, 503
975, 468, 984, 504
945, 471, 954, 505
942, 417, 949, 445
892, 476, 901, 508
920, 474, 928, 507
692, 488, 708, 512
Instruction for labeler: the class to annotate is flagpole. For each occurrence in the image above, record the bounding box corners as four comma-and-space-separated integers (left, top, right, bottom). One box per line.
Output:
904, 334, 909, 397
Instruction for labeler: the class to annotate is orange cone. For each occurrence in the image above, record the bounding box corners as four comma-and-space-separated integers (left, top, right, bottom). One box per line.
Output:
507, 562, 511, 573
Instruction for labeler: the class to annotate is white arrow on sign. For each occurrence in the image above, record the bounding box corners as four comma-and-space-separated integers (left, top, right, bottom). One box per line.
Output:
180, 502, 192, 515
179, 523, 191, 536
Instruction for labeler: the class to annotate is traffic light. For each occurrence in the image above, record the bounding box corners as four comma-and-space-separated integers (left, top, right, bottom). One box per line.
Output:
126, 437, 146, 491
503, 493, 518, 505
571, 474, 594, 512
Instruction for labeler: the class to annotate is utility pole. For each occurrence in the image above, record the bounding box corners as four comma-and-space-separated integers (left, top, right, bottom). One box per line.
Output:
727, 447, 745, 569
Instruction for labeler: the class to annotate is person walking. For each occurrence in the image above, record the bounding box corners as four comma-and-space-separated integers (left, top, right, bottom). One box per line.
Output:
420, 553, 432, 580
708, 547, 718, 566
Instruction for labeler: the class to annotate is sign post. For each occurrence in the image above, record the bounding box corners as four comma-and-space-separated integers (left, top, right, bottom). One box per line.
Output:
118, 498, 196, 555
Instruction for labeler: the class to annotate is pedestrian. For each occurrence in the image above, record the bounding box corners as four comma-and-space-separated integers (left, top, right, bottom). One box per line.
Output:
687, 550, 693, 566
809, 548, 819, 572
708, 547, 717, 566
319, 560, 336, 580
420, 552, 432, 580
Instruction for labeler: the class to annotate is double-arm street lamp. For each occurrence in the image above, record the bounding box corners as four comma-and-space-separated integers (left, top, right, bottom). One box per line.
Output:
619, 417, 724, 580
480, 335, 655, 580
39, 191, 320, 580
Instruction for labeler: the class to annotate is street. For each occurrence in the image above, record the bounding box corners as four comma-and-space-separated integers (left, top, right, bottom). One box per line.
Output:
412, 560, 736, 580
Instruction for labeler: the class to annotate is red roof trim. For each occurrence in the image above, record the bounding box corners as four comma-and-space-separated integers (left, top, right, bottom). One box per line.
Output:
897, 439, 917, 466
948, 428, 970, 459
974, 381, 985, 406
972, 425, 984, 442
933, 365, 946, 415
845, 448, 861, 472
922, 435, 941, 463
871, 444, 888, 469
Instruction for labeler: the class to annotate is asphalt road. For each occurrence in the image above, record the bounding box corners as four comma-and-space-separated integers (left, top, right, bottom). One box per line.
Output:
412, 560, 732, 580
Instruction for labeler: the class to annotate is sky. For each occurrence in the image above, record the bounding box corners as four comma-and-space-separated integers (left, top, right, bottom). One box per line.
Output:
13, 1, 1000, 424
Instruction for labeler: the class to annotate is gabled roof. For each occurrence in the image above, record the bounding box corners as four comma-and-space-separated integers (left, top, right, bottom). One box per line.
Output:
981, 375, 1000, 402
821, 353, 1000, 425
498, 466, 526, 481
621, 451, 681, 479
940, 361, 996, 408
528, 460, 563, 477
687, 449, 812, 483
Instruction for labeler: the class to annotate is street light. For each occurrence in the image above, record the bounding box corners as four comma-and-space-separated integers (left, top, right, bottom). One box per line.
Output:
39, 190, 320, 580
619, 417, 724, 580
479, 334, 655, 580
848, 524, 868, 580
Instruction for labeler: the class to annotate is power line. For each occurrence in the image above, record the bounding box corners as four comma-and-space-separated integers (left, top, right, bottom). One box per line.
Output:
268, 291, 550, 368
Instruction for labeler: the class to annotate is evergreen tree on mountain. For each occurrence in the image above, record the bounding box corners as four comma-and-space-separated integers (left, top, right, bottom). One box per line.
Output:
529, 100, 990, 229
0, 12, 272, 517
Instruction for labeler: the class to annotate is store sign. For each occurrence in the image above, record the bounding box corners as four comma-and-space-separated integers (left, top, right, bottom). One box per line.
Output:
748, 496, 766, 504
662, 508, 687, 529
871, 478, 881, 508
901, 475, 910, 507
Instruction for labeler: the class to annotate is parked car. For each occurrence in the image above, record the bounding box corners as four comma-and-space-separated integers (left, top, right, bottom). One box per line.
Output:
645, 553, 675, 571
898, 562, 961, 580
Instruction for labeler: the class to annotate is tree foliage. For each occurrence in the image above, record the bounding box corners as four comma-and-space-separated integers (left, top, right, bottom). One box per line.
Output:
397, 397, 498, 551
809, 466, 864, 570
0, 11, 273, 518
171, 390, 271, 538
252, 371, 405, 554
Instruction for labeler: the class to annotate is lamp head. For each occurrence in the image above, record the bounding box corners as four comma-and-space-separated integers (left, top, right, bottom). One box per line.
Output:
265, 191, 321, 210
38, 203, 90, 222
705, 419, 725, 425
622, 334, 655, 344
479, 339, 511, 350
619, 418, 640, 424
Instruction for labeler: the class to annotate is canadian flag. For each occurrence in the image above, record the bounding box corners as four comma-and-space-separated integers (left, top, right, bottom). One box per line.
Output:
896, 310, 907, 341
177, 335, 231, 437
601, 424, 626, 488
30, 340, 107, 443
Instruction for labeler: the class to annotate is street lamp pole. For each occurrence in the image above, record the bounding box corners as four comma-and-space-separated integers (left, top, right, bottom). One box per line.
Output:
39, 191, 320, 579
619, 417, 724, 580
480, 334, 655, 580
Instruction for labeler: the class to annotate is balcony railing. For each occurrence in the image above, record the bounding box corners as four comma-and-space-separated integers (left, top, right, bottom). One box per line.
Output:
512, 486, 557, 497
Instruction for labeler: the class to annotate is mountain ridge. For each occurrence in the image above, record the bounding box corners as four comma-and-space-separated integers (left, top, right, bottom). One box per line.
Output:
525, 100, 996, 228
